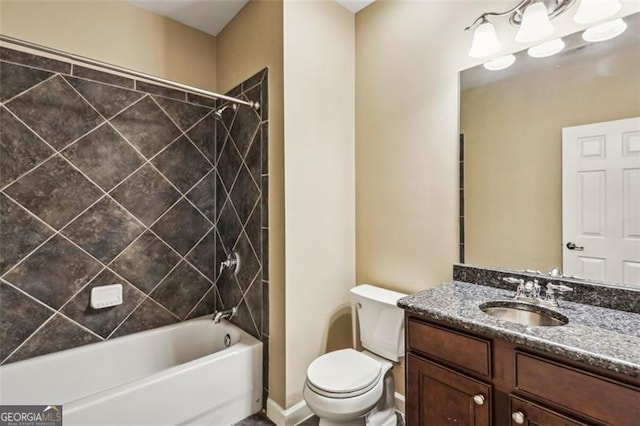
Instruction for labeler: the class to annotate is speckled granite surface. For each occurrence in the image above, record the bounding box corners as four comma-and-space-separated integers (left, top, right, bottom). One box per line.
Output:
398, 281, 640, 378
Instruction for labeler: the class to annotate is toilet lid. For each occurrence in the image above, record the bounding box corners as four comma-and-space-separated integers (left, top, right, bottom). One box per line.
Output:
306, 349, 382, 394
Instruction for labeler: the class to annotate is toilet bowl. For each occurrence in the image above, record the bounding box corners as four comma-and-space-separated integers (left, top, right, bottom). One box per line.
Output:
303, 285, 406, 426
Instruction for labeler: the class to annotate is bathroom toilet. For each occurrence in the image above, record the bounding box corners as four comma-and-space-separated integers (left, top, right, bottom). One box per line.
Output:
303, 284, 406, 426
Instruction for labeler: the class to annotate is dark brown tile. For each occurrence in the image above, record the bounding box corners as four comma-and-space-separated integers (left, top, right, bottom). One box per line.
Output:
214, 229, 226, 284
0, 281, 54, 362
0, 61, 53, 102
111, 231, 180, 294
72, 65, 134, 89
151, 262, 211, 319
66, 76, 144, 119
216, 119, 231, 165
62, 124, 145, 191
217, 198, 242, 253
187, 92, 216, 108
186, 171, 215, 223
217, 272, 243, 312
261, 175, 269, 228
186, 230, 215, 282
0, 47, 70, 73
243, 275, 262, 335
262, 281, 269, 335
153, 96, 211, 131
261, 122, 269, 175
6, 76, 103, 150
4, 155, 103, 229
230, 165, 260, 227
110, 96, 181, 158
233, 232, 261, 292
217, 136, 242, 193
235, 413, 275, 426
241, 69, 266, 92
135, 81, 185, 101
216, 171, 228, 222
232, 299, 259, 338
0, 106, 54, 188
111, 298, 178, 338
151, 199, 211, 256
0, 193, 54, 275
62, 197, 145, 263
262, 229, 269, 282
186, 286, 216, 319
3, 235, 102, 309
6, 314, 100, 363
61, 269, 145, 338
260, 71, 268, 120
152, 136, 212, 193
187, 113, 216, 163
229, 100, 261, 158
244, 201, 262, 259
246, 129, 261, 185
110, 165, 180, 226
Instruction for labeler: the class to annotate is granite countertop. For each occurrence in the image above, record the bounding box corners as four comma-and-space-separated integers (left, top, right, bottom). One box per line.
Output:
398, 281, 640, 378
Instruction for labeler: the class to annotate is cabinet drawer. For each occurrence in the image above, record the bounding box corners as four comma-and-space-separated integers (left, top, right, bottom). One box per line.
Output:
515, 352, 640, 426
407, 318, 491, 378
510, 395, 587, 426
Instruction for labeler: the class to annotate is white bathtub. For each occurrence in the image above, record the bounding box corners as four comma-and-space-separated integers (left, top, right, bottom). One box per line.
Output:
0, 316, 262, 425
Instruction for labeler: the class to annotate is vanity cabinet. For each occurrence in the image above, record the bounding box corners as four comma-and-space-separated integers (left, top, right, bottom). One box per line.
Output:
405, 314, 640, 426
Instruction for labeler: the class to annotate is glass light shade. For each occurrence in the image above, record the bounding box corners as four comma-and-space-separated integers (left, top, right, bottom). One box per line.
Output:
582, 18, 627, 42
516, 2, 554, 43
528, 38, 566, 57
483, 54, 516, 71
573, 0, 622, 24
469, 21, 502, 58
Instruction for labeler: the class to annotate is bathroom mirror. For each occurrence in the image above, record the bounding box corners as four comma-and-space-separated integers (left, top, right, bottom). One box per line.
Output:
459, 13, 640, 288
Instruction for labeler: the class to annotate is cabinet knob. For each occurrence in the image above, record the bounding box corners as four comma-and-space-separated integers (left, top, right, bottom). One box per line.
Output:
472, 394, 485, 406
511, 411, 525, 424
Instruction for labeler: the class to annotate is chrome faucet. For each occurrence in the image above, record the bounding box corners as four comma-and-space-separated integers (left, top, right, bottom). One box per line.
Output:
212, 307, 237, 324
502, 277, 573, 308
219, 252, 240, 276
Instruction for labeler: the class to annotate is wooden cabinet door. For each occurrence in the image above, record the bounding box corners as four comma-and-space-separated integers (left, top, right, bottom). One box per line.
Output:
510, 396, 588, 426
407, 354, 491, 426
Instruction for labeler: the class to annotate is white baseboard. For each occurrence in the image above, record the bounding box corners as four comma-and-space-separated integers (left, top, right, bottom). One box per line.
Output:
266, 398, 312, 426
394, 392, 405, 417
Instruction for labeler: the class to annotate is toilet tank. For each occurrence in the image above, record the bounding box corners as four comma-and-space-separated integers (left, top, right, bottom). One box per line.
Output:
350, 284, 407, 362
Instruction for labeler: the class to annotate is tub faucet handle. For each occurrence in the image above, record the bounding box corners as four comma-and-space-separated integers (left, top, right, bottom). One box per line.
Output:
219, 251, 241, 276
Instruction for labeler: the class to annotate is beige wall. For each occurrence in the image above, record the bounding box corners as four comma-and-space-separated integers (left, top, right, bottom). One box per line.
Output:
283, 0, 355, 408
215, 0, 286, 408
462, 44, 640, 272
0, 0, 217, 90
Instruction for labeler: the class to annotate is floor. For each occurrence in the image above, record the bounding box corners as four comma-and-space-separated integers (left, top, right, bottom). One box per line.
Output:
235, 412, 405, 425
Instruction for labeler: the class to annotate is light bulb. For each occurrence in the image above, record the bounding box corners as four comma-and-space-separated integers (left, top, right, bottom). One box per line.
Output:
516, 2, 554, 43
469, 21, 502, 58
483, 54, 516, 71
574, 0, 622, 24
528, 38, 565, 58
582, 18, 627, 42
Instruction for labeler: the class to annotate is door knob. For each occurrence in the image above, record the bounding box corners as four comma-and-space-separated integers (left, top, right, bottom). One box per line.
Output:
473, 394, 485, 406
566, 242, 584, 251
511, 411, 525, 424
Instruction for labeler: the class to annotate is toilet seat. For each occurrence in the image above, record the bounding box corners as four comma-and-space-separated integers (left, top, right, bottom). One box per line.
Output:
306, 349, 382, 399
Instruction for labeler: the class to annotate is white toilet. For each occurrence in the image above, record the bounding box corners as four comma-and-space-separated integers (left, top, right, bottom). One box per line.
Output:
303, 284, 406, 426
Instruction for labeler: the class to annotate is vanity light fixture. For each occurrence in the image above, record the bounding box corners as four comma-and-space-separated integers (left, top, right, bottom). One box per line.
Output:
466, 0, 624, 59
528, 38, 566, 57
483, 54, 517, 71
582, 18, 627, 42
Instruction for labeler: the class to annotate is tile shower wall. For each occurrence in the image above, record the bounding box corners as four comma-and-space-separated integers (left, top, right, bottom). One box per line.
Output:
0, 47, 269, 373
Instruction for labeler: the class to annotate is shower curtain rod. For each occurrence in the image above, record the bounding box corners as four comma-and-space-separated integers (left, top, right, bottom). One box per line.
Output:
0, 35, 259, 110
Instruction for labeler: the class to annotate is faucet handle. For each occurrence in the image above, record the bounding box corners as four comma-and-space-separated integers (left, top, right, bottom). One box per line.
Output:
546, 283, 573, 293
503, 277, 525, 286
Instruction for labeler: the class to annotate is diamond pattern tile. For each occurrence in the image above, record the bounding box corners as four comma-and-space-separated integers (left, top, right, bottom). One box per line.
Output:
217, 137, 242, 193
186, 230, 215, 282
0, 193, 54, 275
0, 281, 54, 362
4, 155, 103, 229
5, 76, 103, 150
0, 61, 53, 102
233, 231, 261, 292
66, 76, 143, 119
229, 97, 261, 157
216, 120, 230, 165
62, 197, 145, 263
61, 269, 145, 338
3, 235, 102, 309
151, 261, 211, 319
246, 129, 262, 185
187, 114, 216, 163
151, 199, 211, 256
110, 96, 181, 158
110, 231, 180, 294
186, 286, 216, 319
230, 165, 260, 226
152, 136, 212, 193
216, 198, 242, 253
153, 96, 211, 131
243, 274, 262, 335
217, 270, 243, 310
109, 165, 180, 226
0, 106, 54, 188
187, 171, 215, 223
233, 299, 259, 339
215, 171, 228, 222
62, 124, 145, 191
6, 314, 100, 363
111, 298, 178, 338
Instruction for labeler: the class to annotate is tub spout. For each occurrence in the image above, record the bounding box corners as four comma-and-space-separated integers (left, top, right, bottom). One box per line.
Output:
212, 307, 237, 324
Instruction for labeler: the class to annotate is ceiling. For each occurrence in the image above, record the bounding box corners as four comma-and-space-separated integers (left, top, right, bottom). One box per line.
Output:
128, 0, 376, 37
